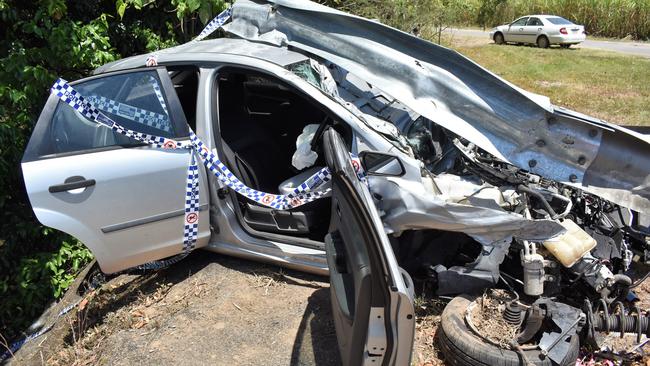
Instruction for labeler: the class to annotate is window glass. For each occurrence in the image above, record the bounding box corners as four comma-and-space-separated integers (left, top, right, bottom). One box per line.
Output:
546, 17, 573, 25
40, 71, 176, 156
527, 18, 543, 26
511, 17, 528, 26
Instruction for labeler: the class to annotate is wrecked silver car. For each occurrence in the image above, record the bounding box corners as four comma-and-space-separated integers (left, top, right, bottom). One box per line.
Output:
20, 0, 650, 365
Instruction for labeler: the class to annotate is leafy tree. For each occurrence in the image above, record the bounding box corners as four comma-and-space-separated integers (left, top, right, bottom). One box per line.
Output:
0, 0, 226, 342
477, 0, 507, 30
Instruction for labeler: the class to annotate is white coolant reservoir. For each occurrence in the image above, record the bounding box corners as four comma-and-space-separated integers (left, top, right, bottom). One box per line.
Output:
542, 219, 597, 267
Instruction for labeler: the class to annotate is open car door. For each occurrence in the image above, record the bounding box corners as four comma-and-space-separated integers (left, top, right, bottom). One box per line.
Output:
323, 129, 415, 366
21, 68, 210, 273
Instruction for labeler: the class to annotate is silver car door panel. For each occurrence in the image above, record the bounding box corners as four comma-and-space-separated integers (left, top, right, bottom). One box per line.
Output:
323, 128, 414, 366
22, 69, 210, 273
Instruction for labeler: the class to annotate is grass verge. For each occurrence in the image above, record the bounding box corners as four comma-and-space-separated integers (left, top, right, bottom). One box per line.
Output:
448, 38, 650, 126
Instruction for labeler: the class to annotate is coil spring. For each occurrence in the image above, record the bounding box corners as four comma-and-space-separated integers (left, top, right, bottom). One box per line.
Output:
592, 299, 650, 343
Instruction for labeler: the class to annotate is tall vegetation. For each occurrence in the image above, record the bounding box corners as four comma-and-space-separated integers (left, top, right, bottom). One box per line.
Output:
483, 0, 650, 39
0, 0, 225, 343
323, 0, 650, 40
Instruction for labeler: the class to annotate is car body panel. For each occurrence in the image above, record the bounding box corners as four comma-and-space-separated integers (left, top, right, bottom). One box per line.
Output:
323, 128, 414, 366
503, 16, 529, 43
22, 68, 211, 273
222, 0, 650, 213
521, 16, 544, 44
22, 146, 211, 273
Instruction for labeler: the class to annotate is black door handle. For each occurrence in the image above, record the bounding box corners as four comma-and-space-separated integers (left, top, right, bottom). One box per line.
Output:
49, 176, 96, 193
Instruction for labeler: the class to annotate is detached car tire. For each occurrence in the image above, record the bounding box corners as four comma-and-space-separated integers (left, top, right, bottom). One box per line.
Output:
438, 295, 579, 366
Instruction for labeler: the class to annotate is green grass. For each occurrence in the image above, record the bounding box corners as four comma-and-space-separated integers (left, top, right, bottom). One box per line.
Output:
452, 42, 650, 126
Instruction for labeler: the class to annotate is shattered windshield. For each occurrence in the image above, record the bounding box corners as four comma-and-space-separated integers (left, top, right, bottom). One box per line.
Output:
288, 59, 415, 153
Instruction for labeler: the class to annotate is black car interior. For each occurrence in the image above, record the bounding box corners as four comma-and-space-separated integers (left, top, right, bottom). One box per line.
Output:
169, 66, 199, 131
215, 67, 351, 241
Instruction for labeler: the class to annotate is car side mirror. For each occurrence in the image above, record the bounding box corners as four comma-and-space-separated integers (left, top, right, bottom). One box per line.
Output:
359, 151, 405, 177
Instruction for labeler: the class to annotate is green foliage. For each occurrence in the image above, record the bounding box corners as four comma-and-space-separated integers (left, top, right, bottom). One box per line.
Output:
320, 0, 475, 42
0, 0, 226, 342
480, 0, 650, 39
322, 0, 650, 40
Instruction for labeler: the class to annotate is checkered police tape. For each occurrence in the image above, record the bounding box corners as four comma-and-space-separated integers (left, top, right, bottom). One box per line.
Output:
87, 95, 172, 133
5, 79, 365, 362
148, 75, 169, 115
193, 7, 232, 42
51, 78, 366, 243
50, 78, 366, 207
0, 292, 95, 362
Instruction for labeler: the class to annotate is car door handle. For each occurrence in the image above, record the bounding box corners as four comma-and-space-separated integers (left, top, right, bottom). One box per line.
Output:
519, 27, 524, 31
49, 176, 96, 193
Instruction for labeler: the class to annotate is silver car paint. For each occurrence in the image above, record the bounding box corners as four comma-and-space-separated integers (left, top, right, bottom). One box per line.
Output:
222, 0, 650, 214
73, 36, 591, 273
491, 15, 586, 46
22, 142, 211, 273
25, 0, 648, 277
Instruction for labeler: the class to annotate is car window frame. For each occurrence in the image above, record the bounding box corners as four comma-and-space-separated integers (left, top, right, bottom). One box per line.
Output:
511, 17, 529, 27
527, 17, 542, 26
23, 67, 191, 163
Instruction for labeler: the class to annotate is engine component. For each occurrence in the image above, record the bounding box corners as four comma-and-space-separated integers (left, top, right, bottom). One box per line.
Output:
517, 184, 559, 219
503, 301, 523, 326
571, 255, 617, 293
543, 219, 597, 267
521, 241, 545, 296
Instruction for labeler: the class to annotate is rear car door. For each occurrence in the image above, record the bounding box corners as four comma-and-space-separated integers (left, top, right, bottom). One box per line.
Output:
323, 129, 415, 366
22, 68, 210, 273
523, 17, 544, 44
506, 17, 529, 42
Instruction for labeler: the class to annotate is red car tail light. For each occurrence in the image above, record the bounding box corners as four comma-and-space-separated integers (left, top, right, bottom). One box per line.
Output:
560, 27, 568, 35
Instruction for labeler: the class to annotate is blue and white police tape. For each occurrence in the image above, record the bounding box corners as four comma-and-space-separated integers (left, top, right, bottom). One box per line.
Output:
50, 78, 365, 251
193, 7, 233, 42
0, 293, 92, 362
0, 75, 366, 362
143, 7, 232, 67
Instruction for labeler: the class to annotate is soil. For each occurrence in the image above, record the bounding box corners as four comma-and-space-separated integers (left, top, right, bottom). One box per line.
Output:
6, 252, 650, 366
411, 281, 447, 366
8, 252, 340, 366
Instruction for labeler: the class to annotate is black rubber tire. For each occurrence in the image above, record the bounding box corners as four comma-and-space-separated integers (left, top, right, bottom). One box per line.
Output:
494, 32, 505, 45
438, 295, 580, 366
537, 36, 550, 48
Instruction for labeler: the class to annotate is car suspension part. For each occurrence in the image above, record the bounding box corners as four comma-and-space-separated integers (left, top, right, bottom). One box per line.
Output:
584, 299, 650, 344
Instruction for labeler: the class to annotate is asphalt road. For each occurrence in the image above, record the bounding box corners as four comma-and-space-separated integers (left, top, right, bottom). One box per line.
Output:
448, 28, 650, 58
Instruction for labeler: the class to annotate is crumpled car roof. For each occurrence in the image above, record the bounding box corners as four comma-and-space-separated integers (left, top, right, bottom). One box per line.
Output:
222, 0, 650, 213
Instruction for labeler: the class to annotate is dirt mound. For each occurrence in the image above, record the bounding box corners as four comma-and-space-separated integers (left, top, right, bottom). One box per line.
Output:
10, 253, 339, 366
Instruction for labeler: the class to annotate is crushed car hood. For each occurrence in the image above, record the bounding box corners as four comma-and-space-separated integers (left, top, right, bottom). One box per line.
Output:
223, 0, 650, 213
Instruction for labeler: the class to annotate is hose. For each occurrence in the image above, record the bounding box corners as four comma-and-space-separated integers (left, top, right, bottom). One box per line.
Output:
630, 271, 650, 289
516, 185, 559, 219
